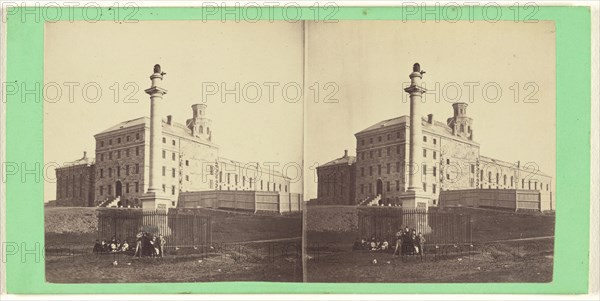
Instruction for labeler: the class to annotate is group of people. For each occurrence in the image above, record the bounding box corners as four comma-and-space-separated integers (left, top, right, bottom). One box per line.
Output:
93, 237, 130, 254
93, 232, 167, 258
353, 226, 426, 257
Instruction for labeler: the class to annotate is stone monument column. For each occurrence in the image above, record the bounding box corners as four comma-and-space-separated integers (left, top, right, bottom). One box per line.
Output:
140, 64, 172, 211
400, 63, 432, 210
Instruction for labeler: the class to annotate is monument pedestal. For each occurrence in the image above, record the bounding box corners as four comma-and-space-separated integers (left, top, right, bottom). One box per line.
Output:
140, 191, 173, 211
399, 190, 432, 234
399, 190, 431, 210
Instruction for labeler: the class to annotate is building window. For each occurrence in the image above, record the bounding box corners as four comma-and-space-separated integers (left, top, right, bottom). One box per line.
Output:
387, 147, 390, 156
117, 137, 121, 144
109, 139, 112, 145
397, 131, 400, 138
125, 183, 130, 193
446, 159, 450, 164
496, 173, 499, 184
136, 133, 140, 140
360, 184, 364, 194
109, 152, 112, 160
433, 138, 437, 145
432, 184, 437, 194
361, 152, 365, 160
162, 137, 166, 143
386, 181, 390, 192
136, 146, 140, 156
368, 183, 372, 193
361, 139, 365, 146
423, 164, 427, 175
361, 167, 364, 176
135, 182, 139, 193
480, 170, 484, 181
488, 172, 492, 181
172, 168, 176, 178
108, 185, 112, 195
378, 149, 381, 157
423, 136, 427, 142
423, 183, 427, 191
126, 149, 130, 157
369, 138, 373, 144
546, 184, 549, 191
433, 166, 437, 177
172, 153, 176, 161
396, 180, 400, 191
162, 166, 166, 176
162, 150, 166, 159
396, 162, 400, 173
186, 175, 189, 181
126, 136, 130, 142
117, 150, 121, 159
522, 179, 525, 188
99, 186, 103, 195
100, 154, 104, 162
369, 166, 373, 176
471, 164, 475, 173
433, 151, 437, 159
135, 164, 139, 174
369, 151, 373, 159
162, 184, 166, 192
125, 165, 130, 176
100, 169, 104, 178
108, 168, 112, 177
387, 134, 391, 141
171, 185, 176, 195
386, 163, 390, 174
116, 167, 120, 177
172, 140, 176, 146
100, 141, 104, 147
423, 149, 427, 157
378, 136, 382, 142
377, 165, 381, 175
503, 175, 507, 185
185, 160, 189, 166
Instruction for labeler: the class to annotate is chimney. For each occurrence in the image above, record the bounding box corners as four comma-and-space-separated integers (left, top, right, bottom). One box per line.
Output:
427, 114, 434, 124
344, 149, 348, 157
167, 115, 173, 125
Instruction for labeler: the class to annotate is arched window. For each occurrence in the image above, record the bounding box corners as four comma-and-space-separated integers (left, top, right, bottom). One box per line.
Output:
460, 124, 465, 132
199, 126, 203, 133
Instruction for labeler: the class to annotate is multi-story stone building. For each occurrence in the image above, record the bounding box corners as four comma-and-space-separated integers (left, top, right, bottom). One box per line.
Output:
316, 102, 553, 207
315, 150, 356, 205
55, 152, 95, 207
56, 103, 290, 207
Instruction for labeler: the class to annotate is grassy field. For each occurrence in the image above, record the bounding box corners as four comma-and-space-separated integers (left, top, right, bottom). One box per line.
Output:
45, 207, 302, 283
305, 207, 555, 283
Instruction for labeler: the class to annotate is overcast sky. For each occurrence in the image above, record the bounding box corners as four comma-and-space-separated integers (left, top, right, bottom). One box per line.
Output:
44, 20, 555, 202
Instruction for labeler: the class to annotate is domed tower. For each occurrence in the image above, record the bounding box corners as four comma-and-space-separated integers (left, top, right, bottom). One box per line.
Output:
186, 103, 213, 141
446, 102, 474, 140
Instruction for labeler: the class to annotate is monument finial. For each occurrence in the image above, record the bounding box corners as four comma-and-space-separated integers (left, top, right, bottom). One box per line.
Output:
413, 63, 426, 75
153, 64, 166, 76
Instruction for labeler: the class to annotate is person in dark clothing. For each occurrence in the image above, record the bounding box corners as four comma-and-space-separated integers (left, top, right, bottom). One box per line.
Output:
393, 231, 403, 257
416, 232, 426, 256
93, 240, 103, 253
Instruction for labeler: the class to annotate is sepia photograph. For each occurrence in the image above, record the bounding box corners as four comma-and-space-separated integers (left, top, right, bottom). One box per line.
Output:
43, 18, 556, 284
43, 20, 304, 283
304, 21, 556, 283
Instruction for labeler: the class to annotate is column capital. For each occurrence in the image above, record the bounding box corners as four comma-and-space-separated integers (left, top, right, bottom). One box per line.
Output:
145, 86, 168, 95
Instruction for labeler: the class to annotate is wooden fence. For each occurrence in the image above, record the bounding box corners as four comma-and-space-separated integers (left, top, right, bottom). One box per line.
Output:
97, 208, 212, 248
357, 207, 472, 245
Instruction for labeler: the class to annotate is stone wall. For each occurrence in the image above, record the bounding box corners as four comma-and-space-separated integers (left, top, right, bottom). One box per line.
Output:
305, 205, 358, 232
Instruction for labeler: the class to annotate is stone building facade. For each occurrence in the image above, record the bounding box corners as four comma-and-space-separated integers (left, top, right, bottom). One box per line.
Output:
55, 152, 95, 207
57, 104, 290, 207
316, 103, 553, 207
315, 150, 356, 205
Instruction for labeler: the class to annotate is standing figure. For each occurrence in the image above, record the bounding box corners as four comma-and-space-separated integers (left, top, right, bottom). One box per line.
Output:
133, 231, 143, 257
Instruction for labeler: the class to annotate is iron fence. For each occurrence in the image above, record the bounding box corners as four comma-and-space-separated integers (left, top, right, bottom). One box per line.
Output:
357, 207, 472, 245
97, 209, 212, 248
